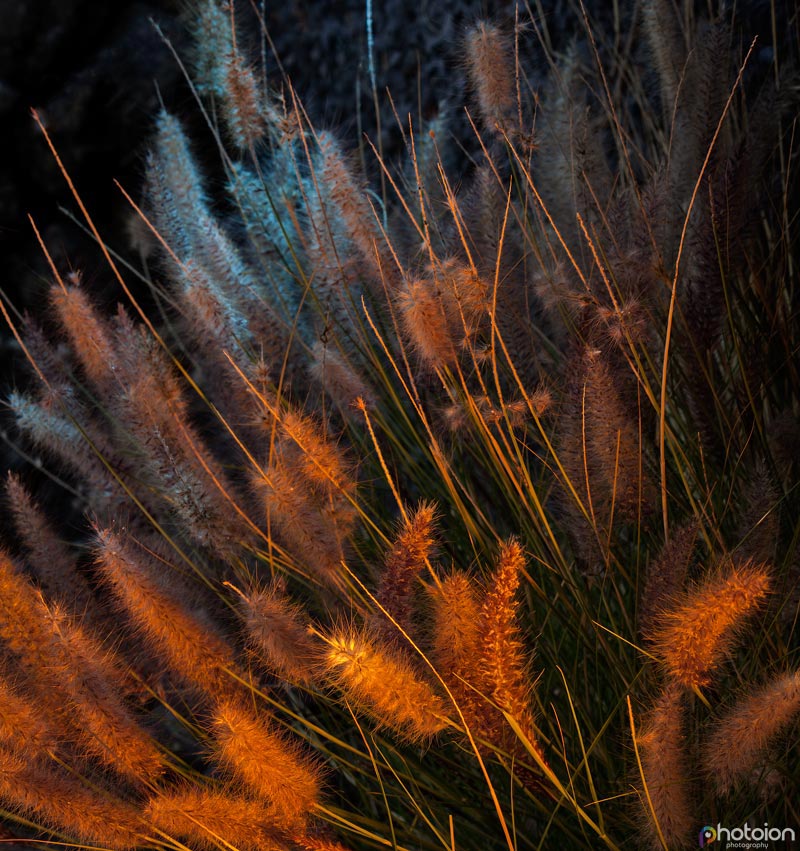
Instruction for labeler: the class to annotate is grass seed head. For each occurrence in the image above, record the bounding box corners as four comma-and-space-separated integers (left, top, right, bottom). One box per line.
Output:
649, 559, 771, 688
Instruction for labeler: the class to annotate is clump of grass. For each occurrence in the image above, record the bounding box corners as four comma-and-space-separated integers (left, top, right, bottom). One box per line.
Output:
0, 0, 797, 849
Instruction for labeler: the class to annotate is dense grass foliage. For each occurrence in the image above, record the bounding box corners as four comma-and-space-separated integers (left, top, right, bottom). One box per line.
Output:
0, 1, 798, 849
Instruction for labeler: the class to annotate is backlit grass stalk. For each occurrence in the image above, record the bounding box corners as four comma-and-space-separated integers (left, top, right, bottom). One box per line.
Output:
321, 626, 448, 740
209, 697, 322, 829
648, 559, 771, 688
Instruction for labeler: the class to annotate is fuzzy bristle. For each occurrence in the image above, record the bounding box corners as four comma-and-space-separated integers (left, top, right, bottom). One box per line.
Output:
649, 559, 771, 688
4, 473, 94, 615
430, 572, 482, 678
0, 747, 144, 849
636, 687, 692, 850
280, 410, 356, 503
310, 341, 376, 414
375, 501, 438, 638
428, 571, 486, 734
49, 282, 118, 392
315, 131, 386, 295
210, 698, 321, 829
704, 670, 800, 795
220, 50, 267, 149
0, 2, 795, 848
294, 834, 356, 851
145, 786, 289, 851
465, 22, 515, 135
322, 627, 447, 739
0, 550, 83, 730
398, 276, 458, 369
255, 456, 349, 588
0, 675, 55, 758
40, 600, 164, 782
93, 528, 238, 700
639, 520, 698, 637
477, 539, 543, 759
240, 583, 319, 684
